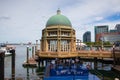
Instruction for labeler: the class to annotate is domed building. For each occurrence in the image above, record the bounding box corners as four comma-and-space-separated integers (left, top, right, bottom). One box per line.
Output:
39, 9, 76, 58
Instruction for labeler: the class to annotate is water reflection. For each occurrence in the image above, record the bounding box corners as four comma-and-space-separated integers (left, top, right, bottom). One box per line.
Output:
26, 67, 29, 80
5, 56, 11, 78
5, 56, 11, 67
24, 67, 40, 80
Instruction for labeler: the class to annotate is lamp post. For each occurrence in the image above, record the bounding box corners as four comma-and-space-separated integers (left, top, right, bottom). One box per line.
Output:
35, 40, 38, 52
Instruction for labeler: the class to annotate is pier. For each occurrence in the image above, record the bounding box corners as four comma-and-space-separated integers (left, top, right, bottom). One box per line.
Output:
23, 57, 37, 67
36, 50, 112, 59
23, 46, 37, 67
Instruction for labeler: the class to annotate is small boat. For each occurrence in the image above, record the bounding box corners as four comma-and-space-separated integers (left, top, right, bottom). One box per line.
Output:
0, 47, 12, 56
0, 44, 15, 56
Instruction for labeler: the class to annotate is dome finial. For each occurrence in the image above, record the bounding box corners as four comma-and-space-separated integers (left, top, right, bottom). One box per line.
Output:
57, 8, 61, 14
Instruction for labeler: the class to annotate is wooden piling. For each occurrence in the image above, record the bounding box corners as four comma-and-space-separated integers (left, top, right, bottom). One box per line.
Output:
36, 40, 38, 51
38, 61, 40, 68
0, 51, 5, 80
32, 46, 34, 58
27, 46, 29, 63
94, 57, 98, 70
42, 60, 44, 67
10, 49, 15, 80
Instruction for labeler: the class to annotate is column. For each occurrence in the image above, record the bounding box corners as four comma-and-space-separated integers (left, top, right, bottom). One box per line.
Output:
57, 39, 60, 52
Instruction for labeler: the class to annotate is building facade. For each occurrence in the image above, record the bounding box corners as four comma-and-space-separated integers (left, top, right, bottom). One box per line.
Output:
95, 24, 120, 43
103, 24, 120, 43
40, 9, 76, 53
83, 31, 91, 42
95, 25, 109, 42
115, 24, 120, 32
103, 33, 120, 43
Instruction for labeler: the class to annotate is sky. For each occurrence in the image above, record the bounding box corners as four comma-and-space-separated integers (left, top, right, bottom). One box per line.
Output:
0, 0, 120, 43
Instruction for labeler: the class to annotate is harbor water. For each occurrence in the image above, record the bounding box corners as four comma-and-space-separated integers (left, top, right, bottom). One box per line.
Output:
5, 45, 39, 79
4, 45, 119, 80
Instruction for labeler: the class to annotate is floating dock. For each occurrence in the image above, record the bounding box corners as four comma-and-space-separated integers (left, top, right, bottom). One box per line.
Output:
23, 57, 37, 67
23, 46, 37, 67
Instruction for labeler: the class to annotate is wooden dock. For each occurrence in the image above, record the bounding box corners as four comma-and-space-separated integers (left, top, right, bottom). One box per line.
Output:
23, 57, 37, 67
23, 46, 37, 67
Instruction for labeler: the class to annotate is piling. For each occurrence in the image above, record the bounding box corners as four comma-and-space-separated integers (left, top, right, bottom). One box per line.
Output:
10, 49, 16, 80
42, 60, 44, 67
35, 40, 38, 51
94, 57, 98, 70
38, 60, 40, 68
32, 46, 34, 58
27, 46, 29, 63
0, 51, 5, 80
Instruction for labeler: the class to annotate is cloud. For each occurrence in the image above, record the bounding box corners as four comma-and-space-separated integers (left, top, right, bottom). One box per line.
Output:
95, 17, 104, 21
63, 0, 120, 25
0, 16, 10, 20
0, 0, 120, 43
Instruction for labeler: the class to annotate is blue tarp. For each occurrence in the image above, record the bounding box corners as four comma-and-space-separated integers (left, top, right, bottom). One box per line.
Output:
44, 63, 89, 80
44, 76, 88, 80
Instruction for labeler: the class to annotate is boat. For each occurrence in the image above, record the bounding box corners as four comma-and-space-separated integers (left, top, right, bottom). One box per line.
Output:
0, 47, 12, 56
0, 44, 15, 56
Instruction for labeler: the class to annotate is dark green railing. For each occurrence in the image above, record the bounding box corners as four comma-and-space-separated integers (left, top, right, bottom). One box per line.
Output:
89, 70, 104, 80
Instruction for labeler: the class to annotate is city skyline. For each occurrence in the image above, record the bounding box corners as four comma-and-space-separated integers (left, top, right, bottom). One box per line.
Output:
0, 0, 120, 43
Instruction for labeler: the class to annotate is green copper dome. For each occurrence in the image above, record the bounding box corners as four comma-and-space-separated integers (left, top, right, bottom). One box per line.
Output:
46, 10, 72, 27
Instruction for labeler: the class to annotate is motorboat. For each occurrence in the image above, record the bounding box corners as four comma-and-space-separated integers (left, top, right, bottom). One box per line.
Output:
0, 44, 15, 56
0, 47, 12, 56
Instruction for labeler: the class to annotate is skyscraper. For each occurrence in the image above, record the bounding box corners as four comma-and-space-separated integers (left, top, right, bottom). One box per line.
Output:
83, 31, 91, 42
115, 24, 120, 32
95, 25, 108, 42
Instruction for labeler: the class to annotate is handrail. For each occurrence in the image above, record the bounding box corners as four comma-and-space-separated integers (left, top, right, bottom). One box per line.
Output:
92, 70, 104, 80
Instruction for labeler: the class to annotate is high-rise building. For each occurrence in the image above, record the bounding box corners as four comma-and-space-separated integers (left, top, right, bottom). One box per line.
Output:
115, 24, 120, 32
94, 25, 109, 42
83, 31, 91, 42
